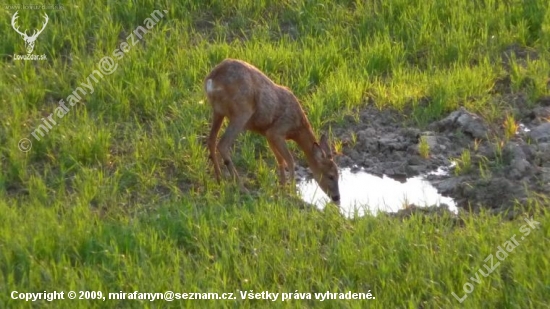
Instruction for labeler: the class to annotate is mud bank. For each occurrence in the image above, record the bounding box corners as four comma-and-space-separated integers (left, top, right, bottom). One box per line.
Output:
306, 94, 550, 214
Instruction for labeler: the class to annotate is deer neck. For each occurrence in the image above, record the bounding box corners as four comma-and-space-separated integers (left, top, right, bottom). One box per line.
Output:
293, 124, 320, 171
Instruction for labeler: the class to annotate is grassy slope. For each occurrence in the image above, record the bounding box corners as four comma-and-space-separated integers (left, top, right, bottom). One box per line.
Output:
1, 0, 550, 307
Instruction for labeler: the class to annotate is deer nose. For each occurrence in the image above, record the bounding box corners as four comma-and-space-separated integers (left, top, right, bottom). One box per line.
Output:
332, 195, 340, 203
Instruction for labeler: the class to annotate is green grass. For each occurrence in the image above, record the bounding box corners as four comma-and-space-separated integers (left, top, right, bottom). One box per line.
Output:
453, 149, 473, 176
418, 136, 430, 159
1, 0, 550, 308
503, 113, 519, 141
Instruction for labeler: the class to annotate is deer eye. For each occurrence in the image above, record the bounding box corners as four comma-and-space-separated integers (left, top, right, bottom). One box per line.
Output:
328, 175, 335, 181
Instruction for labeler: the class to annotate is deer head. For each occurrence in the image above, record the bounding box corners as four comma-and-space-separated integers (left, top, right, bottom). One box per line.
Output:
311, 134, 340, 204
11, 11, 49, 54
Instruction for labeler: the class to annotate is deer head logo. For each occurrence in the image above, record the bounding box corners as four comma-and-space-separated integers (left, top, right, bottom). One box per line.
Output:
11, 11, 49, 54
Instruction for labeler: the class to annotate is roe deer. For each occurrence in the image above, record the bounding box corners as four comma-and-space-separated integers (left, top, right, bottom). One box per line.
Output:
204, 58, 340, 203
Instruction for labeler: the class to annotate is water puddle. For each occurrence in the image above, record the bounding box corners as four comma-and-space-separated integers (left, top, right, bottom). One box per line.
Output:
518, 123, 531, 134
426, 162, 456, 176
297, 168, 457, 217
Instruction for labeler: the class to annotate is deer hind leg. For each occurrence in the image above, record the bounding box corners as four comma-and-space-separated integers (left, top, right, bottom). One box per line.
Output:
266, 132, 295, 186
267, 138, 287, 185
208, 112, 224, 183
217, 114, 252, 192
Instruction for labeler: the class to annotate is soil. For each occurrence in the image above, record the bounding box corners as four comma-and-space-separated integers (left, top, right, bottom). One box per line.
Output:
298, 45, 549, 215
289, 44, 550, 216
316, 92, 550, 214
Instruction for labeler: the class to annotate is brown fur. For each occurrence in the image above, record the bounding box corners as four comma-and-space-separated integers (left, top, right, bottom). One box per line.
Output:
204, 58, 340, 202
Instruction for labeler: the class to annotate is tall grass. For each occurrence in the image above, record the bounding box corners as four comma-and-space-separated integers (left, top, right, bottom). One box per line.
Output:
1, 0, 549, 307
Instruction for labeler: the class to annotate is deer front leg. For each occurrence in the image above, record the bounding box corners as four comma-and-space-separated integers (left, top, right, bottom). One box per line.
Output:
267, 138, 287, 185
266, 132, 295, 188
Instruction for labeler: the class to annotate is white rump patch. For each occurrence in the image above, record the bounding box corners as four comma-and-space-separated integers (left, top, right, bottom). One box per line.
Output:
206, 79, 214, 94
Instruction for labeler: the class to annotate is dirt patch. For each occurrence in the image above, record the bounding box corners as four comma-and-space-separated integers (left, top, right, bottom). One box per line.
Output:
501, 43, 539, 71
324, 94, 550, 213
387, 203, 464, 226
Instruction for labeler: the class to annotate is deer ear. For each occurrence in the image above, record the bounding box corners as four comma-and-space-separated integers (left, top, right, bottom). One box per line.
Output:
312, 142, 326, 161
319, 134, 332, 159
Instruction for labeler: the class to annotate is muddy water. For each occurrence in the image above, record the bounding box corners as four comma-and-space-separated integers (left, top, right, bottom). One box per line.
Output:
297, 168, 457, 217
518, 123, 531, 133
